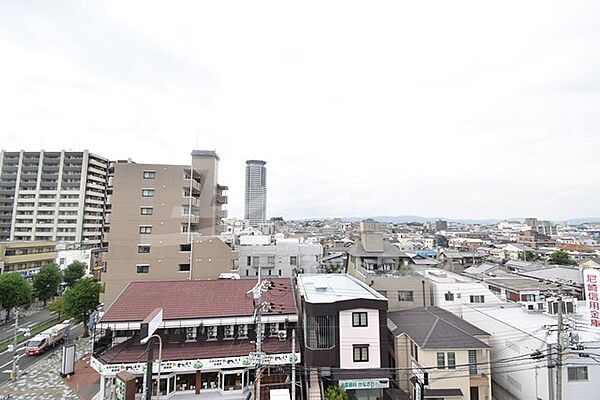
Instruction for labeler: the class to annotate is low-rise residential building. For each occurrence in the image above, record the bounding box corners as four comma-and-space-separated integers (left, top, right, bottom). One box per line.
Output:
417, 269, 502, 316
579, 257, 600, 269
388, 307, 492, 400
237, 235, 322, 278
347, 220, 432, 311
92, 278, 299, 400
0, 240, 57, 277
296, 274, 390, 400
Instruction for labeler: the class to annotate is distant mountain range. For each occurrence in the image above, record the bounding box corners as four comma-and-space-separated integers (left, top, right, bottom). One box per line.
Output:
307, 216, 600, 225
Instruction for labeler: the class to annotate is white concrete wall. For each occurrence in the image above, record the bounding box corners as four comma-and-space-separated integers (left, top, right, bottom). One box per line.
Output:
432, 281, 502, 317
339, 308, 380, 369
463, 306, 550, 400
57, 249, 92, 271
238, 242, 322, 278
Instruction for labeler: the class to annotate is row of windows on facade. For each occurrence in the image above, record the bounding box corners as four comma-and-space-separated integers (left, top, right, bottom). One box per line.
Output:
246, 255, 299, 266
12, 235, 77, 241
3, 260, 52, 272
377, 290, 486, 304
11, 194, 80, 200
152, 323, 286, 342
410, 341, 480, 375
303, 312, 369, 351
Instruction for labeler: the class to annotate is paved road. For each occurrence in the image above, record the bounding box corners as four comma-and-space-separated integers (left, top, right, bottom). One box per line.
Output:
0, 322, 83, 384
0, 309, 55, 343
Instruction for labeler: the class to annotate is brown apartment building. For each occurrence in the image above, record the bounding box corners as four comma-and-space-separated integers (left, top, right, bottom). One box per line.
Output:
101, 151, 238, 307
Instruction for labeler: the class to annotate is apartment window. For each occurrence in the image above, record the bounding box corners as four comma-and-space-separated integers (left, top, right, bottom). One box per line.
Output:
445, 292, 454, 301
238, 324, 248, 338
141, 188, 154, 197
138, 245, 150, 254
410, 341, 419, 362
140, 207, 153, 215
290, 256, 297, 265
252, 256, 259, 266
278, 269, 282, 276
353, 345, 369, 362
305, 315, 335, 349
468, 350, 478, 375
267, 256, 275, 265
224, 325, 234, 339
352, 312, 368, 327
437, 352, 445, 369
179, 264, 191, 272
246, 256, 252, 266
470, 295, 485, 304
136, 264, 149, 273
378, 290, 387, 298
186, 327, 197, 341
567, 366, 588, 381
206, 326, 217, 340
139, 225, 152, 234
143, 171, 156, 179
179, 243, 191, 252
447, 352, 456, 369
398, 290, 414, 302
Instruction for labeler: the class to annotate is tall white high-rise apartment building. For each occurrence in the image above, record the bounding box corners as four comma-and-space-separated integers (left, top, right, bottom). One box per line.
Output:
0, 150, 108, 245
244, 160, 267, 225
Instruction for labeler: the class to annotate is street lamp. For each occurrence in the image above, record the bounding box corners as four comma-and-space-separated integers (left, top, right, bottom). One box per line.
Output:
140, 334, 163, 399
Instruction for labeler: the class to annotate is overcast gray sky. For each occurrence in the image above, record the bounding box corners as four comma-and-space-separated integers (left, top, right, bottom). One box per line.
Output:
1, 1, 599, 221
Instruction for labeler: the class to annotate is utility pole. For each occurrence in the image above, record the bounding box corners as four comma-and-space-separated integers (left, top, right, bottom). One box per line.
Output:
254, 264, 264, 400
556, 292, 564, 400
11, 310, 19, 381
291, 329, 296, 400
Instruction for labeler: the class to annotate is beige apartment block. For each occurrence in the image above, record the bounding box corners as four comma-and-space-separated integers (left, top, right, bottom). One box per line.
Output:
101, 152, 237, 307
0, 241, 57, 278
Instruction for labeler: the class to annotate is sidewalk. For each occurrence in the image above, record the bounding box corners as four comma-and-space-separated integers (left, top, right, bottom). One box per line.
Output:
0, 335, 94, 399
65, 351, 100, 400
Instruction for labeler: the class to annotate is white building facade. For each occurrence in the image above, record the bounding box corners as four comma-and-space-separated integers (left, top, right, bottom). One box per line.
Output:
238, 235, 322, 278
463, 302, 600, 400
0, 150, 108, 245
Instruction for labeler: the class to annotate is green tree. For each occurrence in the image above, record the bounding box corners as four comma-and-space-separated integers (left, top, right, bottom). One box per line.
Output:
63, 278, 100, 337
33, 264, 62, 305
325, 385, 348, 400
551, 250, 572, 265
524, 251, 539, 261
0, 272, 32, 319
63, 261, 87, 288
48, 296, 64, 318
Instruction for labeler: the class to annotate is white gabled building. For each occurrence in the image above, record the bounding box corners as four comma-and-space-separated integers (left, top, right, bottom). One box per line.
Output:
463, 301, 600, 400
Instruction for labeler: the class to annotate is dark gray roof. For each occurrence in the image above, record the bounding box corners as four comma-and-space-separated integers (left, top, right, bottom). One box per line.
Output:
348, 240, 407, 258
484, 277, 559, 290
424, 388, 463, 397
387, 307, 490, 349
464, 262, 500, 274
579, 257, 600, 266
505, 260, 546, 272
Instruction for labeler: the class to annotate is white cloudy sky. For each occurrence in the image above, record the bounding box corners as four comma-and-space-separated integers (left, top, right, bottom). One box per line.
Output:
1, 1, 599, 220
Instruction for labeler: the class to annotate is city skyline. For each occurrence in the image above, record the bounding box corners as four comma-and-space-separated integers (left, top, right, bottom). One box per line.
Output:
1, 1, 599, 220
